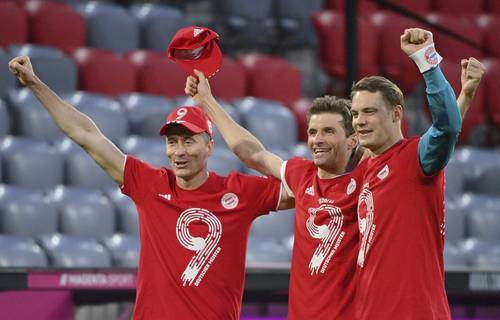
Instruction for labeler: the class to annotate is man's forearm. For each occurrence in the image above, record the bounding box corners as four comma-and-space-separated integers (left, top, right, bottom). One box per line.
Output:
457, 91, 473, 117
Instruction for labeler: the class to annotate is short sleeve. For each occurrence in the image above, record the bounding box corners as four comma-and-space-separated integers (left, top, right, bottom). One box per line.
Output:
121, 155, 165, 199
282, 157, 311, 197
235, 173, 282, 214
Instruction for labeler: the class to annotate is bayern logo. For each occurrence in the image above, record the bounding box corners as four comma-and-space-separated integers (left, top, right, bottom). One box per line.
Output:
424, 46, 438, 65
221, 193, 239, 209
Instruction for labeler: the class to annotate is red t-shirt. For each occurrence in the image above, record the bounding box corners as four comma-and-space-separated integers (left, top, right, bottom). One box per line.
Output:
281, 157, 366, 319
121, 156, 282, 320
356, 138, 450, 319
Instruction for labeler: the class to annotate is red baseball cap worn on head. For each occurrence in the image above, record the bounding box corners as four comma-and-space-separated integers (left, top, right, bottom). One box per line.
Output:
167, 26, 223, 78
159, 106, 213, 138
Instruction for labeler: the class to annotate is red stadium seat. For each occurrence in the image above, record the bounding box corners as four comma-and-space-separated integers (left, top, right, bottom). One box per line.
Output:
482, 59, 500, 126
433, 0, 485, 16
126, 50, 186, 98
487, 0, 500, 14
313, 11, 378, 79
383, 0, 432, 15
325, 0, 378, 15
73, 48, 137, 96
371, 11, 423, 92
237, 54, 302, 106
0, 2, 28, 47
210, 57, 248, 101
439, 60, 486, 143
426, 14, 483, 63
289, 98, 313, 142
24, 0, 85, 53
476, 14, 500, 58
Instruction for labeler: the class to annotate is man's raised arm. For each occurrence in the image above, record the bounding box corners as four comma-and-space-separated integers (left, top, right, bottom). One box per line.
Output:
8, 56, 125, 185
457, 57, 485, 117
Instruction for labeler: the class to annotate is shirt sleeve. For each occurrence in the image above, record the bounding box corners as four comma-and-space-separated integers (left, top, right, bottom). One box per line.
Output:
121, 155, 164, 199
238, 174, 282, 215
418, 66, 462, 176
281, 157, 310, 198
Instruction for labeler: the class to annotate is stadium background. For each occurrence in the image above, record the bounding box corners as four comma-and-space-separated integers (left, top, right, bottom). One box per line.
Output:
0, 0, 499, 319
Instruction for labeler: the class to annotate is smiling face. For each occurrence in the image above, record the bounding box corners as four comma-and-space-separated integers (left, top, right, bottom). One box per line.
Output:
165, 124, 213, 185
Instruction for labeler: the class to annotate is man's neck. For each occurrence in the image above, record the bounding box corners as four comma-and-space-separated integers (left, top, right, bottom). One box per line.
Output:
371, 133, 404, 156
176, 170, 209, 190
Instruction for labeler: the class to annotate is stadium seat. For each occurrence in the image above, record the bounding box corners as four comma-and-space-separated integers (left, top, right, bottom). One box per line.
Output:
290, 143, 312, 160
24, 0, 86, 53
459, 238, 491, 266
456, 148, 500, 193
275, 0, 323, 47
126, 50, 186, 98
471, 164, 500, 196
49, 185, 115, 239
487, 0, 500, 14
57, 138, 117, 190
477, 15, 500, 58
0, 99, 10, 139
246, 236, 292, 265
76, 2, 139, 54
0, 49, 17, 98
207, 147, 243, 176
130, 3, 187, 52
433, 0, 485, 16
72, 48, 136, 96
289, 98, 312, 143
444, 243, 467, 267
106, 187, 139, 235
482, 59, 500, 126
6, 88, 65, 142
39, 233, 111, 267
312, 11, 378, 79
119, 136, 169, 168
473, 243, 500, 268
0, 235, 48, 267
102, 233, 140, 267
209, 57, 248, 101
216, 0, 275, 48
1, 136, 64, 189
439, 60, 486, 144
444, 201, 466, 244
382, 0, 432, 14
61, 91, 128, 143
238, 54, 302, 106
445, 156, 465, 199
370, 12, 423, 92
0, 185, 58, 237
118, 93, 175, 136
0, 2, 28, 47
250, 209, 294, 240
467, 204, 500, 241
325, 0, 378, 15
8, 44, 78, 93
426, 14, 483, 63
234, 98, 298, 149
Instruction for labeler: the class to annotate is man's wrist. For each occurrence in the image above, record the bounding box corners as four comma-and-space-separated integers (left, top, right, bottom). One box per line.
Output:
409, 43, 443, 73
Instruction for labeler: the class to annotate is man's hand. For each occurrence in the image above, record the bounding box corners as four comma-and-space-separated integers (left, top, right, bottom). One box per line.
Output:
400, 28, 433, 56
8, 56, 39, 87
184, 69, 213, 106
460, 57, 485, 98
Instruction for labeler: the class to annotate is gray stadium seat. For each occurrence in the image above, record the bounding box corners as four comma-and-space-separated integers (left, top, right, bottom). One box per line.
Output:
0, 48, 16, 98
246, 236, 291, 265
39, 233, 111, 267
1, 136, 64, 189
0, 185, 58, 237
118, 93, 174, 136
444, 243, 467, 268
290, 143, 312, 160
466, 203, 500, 241
6, 88, 65, 142
473, 165, 500, 196
48, 185, 115, 239
76, 2, 139, 54
445, 156, 464, 199
208, 147, 243, 175
244, 146, 291, 176
459, 238, 494, 266
61, 92, 128, 143
473, 242, 500, 268
250, 209, 294, 240
8, 44, 78, 93
445, 200, 466, 244
0, 98, 10, 139
130, 3, 187, 52
106, 187, 139, 235
102, 233, 140, 267
235, 98, 298, 149
275, 0, 322, 47
455, 147, 500, 193
119, 136, 169, 168
57, 138, 117, 190
0, 235, 48, 267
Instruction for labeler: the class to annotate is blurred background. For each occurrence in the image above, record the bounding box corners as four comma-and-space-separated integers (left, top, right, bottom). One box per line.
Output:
0, 0, 499, 319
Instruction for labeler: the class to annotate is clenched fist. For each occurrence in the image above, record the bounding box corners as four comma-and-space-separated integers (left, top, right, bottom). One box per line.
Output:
8, 56, 39, 87
400, 28, 434, 56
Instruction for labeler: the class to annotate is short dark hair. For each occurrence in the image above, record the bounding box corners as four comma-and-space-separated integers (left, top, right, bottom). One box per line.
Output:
306, 95, 354, 136
351, 76, 405, 109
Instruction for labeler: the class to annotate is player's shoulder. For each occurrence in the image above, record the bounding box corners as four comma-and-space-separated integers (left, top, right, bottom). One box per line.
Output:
285, 156, 315, 172
222, 171, 279, 190
127, 155, 170, 179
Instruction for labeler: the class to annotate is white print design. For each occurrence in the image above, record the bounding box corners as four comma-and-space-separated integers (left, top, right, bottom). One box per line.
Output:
176, 108, 187, 120
193, 28, 203, 37
357, 183, 375, 267
377, 164, 389, 180
221, 193, 239, 209
176, 208, 222, 286
347, 178, 357, 195
307, 203, 344, 275
305, 186, 314, 196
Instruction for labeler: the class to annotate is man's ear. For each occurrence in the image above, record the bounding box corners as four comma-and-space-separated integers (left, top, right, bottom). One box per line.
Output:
347, 132, 358, 150
393, 105, 403, 123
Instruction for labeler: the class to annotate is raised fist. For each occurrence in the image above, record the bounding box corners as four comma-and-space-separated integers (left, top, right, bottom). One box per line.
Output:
400, 28, 434, 56
8, 56, 38, 86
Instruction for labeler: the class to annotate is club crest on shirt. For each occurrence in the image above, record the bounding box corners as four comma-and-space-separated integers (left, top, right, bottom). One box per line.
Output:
377, 164, 389, 180
221, 193, 239, 209
347, 178, 357, 195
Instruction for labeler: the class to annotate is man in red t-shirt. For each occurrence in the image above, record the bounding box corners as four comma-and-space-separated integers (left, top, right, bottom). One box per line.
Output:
8, 56, 287, 319
350, 28, 484, 319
